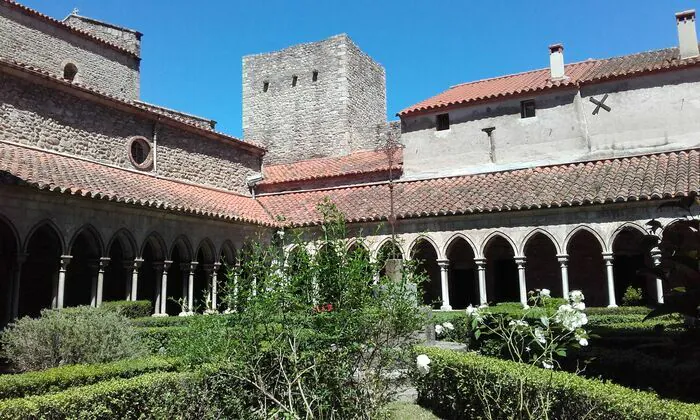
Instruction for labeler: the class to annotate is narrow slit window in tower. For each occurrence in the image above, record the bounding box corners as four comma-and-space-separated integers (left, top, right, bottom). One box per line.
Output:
263, 81, 269, 92
292, 75, 298, 87
312, 70, 318, 82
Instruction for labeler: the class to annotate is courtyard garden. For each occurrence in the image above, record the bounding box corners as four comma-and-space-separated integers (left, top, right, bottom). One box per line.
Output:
1, 200, 700, 419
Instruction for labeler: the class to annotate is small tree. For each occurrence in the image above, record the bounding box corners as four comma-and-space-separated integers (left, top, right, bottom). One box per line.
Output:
171, 200, 426, 418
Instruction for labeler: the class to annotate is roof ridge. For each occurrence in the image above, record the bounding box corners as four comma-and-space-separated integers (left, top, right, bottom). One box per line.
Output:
2, 0, 139, 58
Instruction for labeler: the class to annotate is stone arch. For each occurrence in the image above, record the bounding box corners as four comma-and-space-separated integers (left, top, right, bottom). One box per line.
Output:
23, 219, 65, 254
660, 220, 699, 292
374, 238, 404, 261
523, 231, 561, 296
411, 238, 441, 308
20, 220, 64, 317
170, 235, 193, 262
165, 235, 193, 315
409, 235, 442, 260
346, 238, 369, 253
103, 229, 138, 303
483, 233, 518, 303
611, 225, 653, 305
0, 213, 19, 327
442, 233, 478, 261
219, 240, 237, 266
65, 224, 104, 308
519, 228, 561, 256
608, 222, 647, 250
567, 228, 607, 306
194, 238, 217, 312
445, 234, 478, 309
564, 225, 607, 253
480, 231, 518, 259
140, 232, 168, 261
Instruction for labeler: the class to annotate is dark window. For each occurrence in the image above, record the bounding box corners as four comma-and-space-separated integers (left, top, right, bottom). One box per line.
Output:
436, 113, 450, 131
263, 81, 269, 92
292, 75, 298, 87
521, 100, 536, 118
130, 140, 147, 164
63, 63, 78, 81
312, 70, 318, 82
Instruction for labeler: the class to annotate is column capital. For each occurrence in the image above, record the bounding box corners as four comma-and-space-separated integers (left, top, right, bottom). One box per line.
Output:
514, 256, 526, 265
99, 257, 111, 269
189, 261, 199, 272
556, 253, 569, 263
133, 257, 144, 269
602, 252, 614, 262
474, 258, 486, 266
213, 261, 222, 270
163, 260, 173, 270
436, 259, 449, 268
59, 255, 73, 270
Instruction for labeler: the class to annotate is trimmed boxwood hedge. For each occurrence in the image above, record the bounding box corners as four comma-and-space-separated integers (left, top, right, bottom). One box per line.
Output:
101, 300, 152, 319
137, 326, 187, 353
0, 357, 177, 400
0, 371, 199, 419
130, 316, 194, 328
415, 347, 700, 419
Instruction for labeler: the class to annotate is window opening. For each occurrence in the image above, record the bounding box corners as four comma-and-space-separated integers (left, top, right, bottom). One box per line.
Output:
127, 136, 153, 170
292, 75, 298, 87
436, 113, 450, 131
521, 100, 536, 118
263, 81, 269, 92
63, 63, 78, 81
312, 70, 318, 82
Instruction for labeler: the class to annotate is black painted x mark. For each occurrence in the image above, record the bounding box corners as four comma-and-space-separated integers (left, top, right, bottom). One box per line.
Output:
589, 94, 611, 115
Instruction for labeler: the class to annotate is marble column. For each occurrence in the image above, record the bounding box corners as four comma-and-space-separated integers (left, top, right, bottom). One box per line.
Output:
188, 262, 198, 314
89, 261, 99, 307
437, 259, 452, 310
515, 256, 528, 307
602, 252, 617, 308
96, 257, 109, 307
474, 258, 487, 305
123, 261, 133, 301
9, 253, 27, 320
651, 247, 664, 304
152, 262, 164, 316
131, 258, 144, 301
556, 254, 570, 299
160, 260, 172, 315
212, 262, 221, 310
55, 255, 72, 309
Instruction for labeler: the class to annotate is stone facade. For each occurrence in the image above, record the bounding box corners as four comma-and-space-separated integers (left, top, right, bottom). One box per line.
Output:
63, 14, 141, 57
0, 72, 260, 194
243, 34, 387, 164
0, 2, 140, 99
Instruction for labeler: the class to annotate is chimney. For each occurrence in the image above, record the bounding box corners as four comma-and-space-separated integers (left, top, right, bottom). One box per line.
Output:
549, 43, 565, 80
676, 10, 699, 59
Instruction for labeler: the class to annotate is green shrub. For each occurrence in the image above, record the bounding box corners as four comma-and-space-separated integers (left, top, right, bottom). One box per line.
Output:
0, 307, 146, 372
622, 286, 645, 306
414, 347, 700, 420
585, 306, 650, 316
101, 300, 152, 319
0, 357, 176, 400
130, 315, 196, 328
137, 326, 187, 354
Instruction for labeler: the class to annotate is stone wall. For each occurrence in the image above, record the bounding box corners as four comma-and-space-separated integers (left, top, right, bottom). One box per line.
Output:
0, 72, 260, 193
0, 3, 140, 99
243, 34, 387, 164
400, 67, 700, 180
64, 14, 141, 57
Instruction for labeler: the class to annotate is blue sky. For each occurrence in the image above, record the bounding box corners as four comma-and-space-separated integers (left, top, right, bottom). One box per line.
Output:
22, 0, 699, 137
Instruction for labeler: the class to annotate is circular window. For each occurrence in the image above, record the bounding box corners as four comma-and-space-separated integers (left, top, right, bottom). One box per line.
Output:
126, 136, 153, 170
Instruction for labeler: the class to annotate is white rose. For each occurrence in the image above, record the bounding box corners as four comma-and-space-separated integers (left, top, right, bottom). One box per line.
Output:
443, 322, 454, 331
435, 324, 444, 335
569, 290, 584, 303
534, 327, 546, 344
416, 354, 431, 375
579, 338, 588, 346
541, 288, 551, 297
572, 302, 585, 311
542, 360, 554, 369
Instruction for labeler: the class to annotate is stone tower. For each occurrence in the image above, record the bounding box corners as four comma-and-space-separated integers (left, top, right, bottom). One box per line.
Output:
243, 34, 387, 164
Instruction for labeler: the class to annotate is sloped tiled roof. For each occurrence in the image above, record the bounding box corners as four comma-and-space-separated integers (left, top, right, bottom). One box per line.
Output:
0, 143, 276, 226
0, 57, 265, 154
260, 148, 402, 186
399, 46, 700, 116
2, 0, 139, 58
258, 150, 700, 226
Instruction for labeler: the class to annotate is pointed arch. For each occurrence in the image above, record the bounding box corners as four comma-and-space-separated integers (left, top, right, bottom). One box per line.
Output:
219, 240, 237, 265
196, 238, 217, 264
520, 228, 561, 255
23, 219, 65, 254
409, 235, 441, 259
0, 213, 20, 252
374, 238, 404, 260
480, 231, 517, 257
68, 224, 104, 257
107, 228, 138, 260
169, 235, 193, 262
346, 238, 369, 253
608, 222, 647, 250
140, 231, 167, 261
564, 225, 606, 253
443, 233, 478, 260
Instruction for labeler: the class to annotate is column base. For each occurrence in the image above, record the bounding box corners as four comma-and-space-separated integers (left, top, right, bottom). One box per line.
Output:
178, 311, 195, 317
521, 304, 530, 309
203, 309, 218, 315
440, 304, 453, 311
607, 304, 618, 308
152, 313, 169, 317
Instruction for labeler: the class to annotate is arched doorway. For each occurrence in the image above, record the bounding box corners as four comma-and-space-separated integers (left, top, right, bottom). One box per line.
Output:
411, 239, 440, 308
446, 237, 477, 308
567, 229, 607, 307
167, 236, 192, 315
661, 221, 700, 292
484, 235, 518, 304
20, 222, 63, 317
104, 229, 137, 302
65, 226, 103, 308
612, 227, 652, 304
195, 239, 216, 312
523, 233, 560, 296
0, 215, 18, 327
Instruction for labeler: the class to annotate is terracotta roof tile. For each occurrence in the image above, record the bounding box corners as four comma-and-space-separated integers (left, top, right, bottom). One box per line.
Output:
258, 150, 700, 226
399, 46, 700, 116
0, 142, 276, 226
260, 148, 402, 185
3, 1, 139, 58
